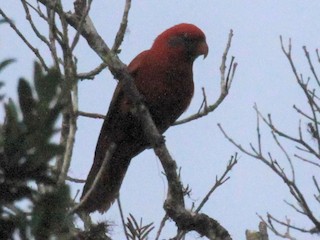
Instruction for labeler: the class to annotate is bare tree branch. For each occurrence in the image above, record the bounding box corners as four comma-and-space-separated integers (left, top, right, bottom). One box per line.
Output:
219, 92, 320, 236
195, 154, 238, 213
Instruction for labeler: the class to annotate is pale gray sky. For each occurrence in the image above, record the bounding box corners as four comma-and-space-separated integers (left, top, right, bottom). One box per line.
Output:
1, 1, 320, 239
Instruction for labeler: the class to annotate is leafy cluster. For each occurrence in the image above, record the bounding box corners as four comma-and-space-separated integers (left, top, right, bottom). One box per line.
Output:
0, 61, 72, 239
126, 214, 154, 240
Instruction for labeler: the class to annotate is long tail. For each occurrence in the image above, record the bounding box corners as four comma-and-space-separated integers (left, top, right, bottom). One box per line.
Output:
80, 151, 131, 213
79, 140, 145, 213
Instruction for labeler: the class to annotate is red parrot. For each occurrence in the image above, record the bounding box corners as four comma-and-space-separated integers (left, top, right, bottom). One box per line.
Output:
80, 23, 208, 213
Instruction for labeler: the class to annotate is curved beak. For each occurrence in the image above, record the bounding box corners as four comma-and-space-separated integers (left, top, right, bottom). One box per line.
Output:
197, 40, 209, 59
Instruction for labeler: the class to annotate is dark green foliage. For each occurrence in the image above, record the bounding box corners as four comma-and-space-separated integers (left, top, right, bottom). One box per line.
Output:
0, 62, 75, 239
1, 65, 63, 204
31, 184, 73, 239
75, 222, 111, 240
0, 58, 15, 73
33, 62, 61, 107
0, 58, 115, 239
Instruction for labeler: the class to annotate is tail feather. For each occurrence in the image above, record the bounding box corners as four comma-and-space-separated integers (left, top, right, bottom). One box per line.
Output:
79, 141, 146, 213
80, 153, 131, 213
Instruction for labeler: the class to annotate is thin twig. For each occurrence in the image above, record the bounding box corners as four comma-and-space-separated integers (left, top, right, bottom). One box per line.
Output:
155, 214, 169, 240
77, 110, 105, 119
66, 175, 86, 183
58, 83, 78, 185
71, 0, 93, 51
294, 154, 320, 168
304, 89, 320, 153
303, 46, 320, 87
293, 105, 319, 123
259, 214, 299, 239
46, 3, 62, 71
197, 87, 208, 114
313, 176, 320, 195
0, 8, 49, 71
256, 105, 320, 159
255, 103, 262, 155
21, 0, 51, 47
270, 125, 295, 181
195, 154, 237, 213
218, 123, 258, 159
77, 62, 108, 80
316, 49, 320, 63
25, 1, 48, 21
111, 0, 131, 53
312, 176, 320, 204
267, 214, 311, 233
117, 197, 130, 240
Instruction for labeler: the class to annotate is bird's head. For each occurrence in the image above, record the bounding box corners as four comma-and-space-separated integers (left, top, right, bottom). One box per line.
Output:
152, 23, 209, 62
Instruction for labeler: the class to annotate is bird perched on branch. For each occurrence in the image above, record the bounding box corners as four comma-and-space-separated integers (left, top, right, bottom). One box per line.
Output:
80, 23, 209, 213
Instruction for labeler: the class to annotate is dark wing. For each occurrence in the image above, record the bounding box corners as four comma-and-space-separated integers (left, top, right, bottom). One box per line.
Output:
80, 50, 150, 213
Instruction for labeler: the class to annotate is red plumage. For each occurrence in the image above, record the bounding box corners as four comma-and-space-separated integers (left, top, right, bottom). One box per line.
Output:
80, 23, 208, 213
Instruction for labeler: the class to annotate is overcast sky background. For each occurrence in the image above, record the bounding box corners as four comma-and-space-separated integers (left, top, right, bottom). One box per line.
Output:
1, 1, 320, 239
